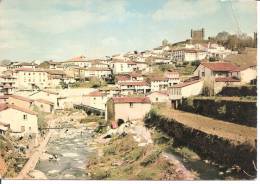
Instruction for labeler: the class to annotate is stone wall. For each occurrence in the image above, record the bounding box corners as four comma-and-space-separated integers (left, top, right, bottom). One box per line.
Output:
144, 110, 257, 176
178, 98, 257, 127
218, 85, 256, 96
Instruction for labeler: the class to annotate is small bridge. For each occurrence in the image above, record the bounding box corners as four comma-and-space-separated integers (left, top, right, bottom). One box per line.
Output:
73, 103, 105, 117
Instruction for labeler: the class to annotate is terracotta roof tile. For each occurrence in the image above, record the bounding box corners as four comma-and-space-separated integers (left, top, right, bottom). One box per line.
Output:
201, 62, 240, 72
215, 77, 240, 82
112, 97, 151, 104
86, 91, 106, 97
0, 103, 37, 115
36, 99, 54, 105
10, 95, 34, 103
119, 81, 149, 86
172, 80, 202, 88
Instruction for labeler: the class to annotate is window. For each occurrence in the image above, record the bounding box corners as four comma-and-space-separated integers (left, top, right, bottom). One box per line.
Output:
202, 71, 205, 77
156, 97, 158, 102
129, 102, 133, 108
23, 114, 27, 120
40, 104, 43, 108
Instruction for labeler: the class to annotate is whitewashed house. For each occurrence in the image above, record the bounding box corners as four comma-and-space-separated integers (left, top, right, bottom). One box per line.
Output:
164, 70, 180, 87
0, 103, 38, 136
240, 65, 257, 84
82, 91, 107, 111
13, 68, 49, 90
118, 81, 150, 95
147, 91, 170, 104
62, 56, 90, 68
193, 61, 240, 79
150, 77, 168, 92
106, 97, 151, 123
80, 67, 112, 79
168, 80, 204, 108
111, 60, 137, 74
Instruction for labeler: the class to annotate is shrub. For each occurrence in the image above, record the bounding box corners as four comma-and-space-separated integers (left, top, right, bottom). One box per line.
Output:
140, 149, 162, 166
92, 169, 111, 180
126, 147, 144, 161
137, 170, 155, 180
104, 145, 117, 155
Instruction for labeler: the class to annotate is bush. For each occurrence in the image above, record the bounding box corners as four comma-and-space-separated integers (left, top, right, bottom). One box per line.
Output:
80, 116, 103, 124
104, 145, 117, 155
137, 170, 155, 180
140, 149, 162, 166
126, 147, 144, 161
92, 169, 111, 180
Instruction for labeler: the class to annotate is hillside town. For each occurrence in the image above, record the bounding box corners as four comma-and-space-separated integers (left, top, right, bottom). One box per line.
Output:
0, 28, 257, 180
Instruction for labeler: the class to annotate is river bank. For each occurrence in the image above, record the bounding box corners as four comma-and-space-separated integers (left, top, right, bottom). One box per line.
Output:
85, 120, 196, 180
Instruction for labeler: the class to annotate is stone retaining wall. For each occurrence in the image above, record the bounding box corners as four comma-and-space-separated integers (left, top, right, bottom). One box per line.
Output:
144, 111, 257, 176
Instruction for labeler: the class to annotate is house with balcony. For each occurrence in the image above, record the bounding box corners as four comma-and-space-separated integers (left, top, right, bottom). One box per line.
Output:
168, 80, 204, 108
118, 81, 150, 95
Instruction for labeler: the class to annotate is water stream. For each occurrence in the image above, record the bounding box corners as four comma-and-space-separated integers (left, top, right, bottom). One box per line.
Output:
34, 125, 95, 179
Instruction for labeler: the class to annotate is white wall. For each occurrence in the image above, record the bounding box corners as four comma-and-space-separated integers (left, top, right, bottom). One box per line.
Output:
114, 103, 151, 122
240, 68, 257, 84
148, 92, 170, 103
0, 108, 38, 135
181, 80, 204, 98
82, 95, 107, 110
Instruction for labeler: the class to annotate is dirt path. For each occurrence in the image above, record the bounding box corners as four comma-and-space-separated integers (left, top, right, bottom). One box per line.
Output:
158, 107, 256, 147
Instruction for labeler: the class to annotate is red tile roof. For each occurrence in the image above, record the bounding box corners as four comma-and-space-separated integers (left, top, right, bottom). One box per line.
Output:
86, 91, 106, 97
150, 76, 168, 81
14, 68, 46, 72
0, 103, 8, 111
0, 103, 37, 115
119, 81, 149, 86
215, 77, 241, 82
129, 72, 143, 77
84, 67, 111, 71
116, 75, 130, 81
36, 99, 54, 105
200, 62, 240, 72
172, 80, 202, 88
67, 55, 87, 62
10, 95, 34, 103
112, 97, 151, 104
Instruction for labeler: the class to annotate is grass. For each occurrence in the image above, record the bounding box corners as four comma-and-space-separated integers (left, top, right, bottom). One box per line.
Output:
140, 149, 162, 166
177, 65, 197, 75
86, 134, 183, 180
69, 78, 108, 88
80, 116, 104, 124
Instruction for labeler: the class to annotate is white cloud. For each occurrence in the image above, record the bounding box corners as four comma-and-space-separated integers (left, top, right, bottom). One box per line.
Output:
152, 0, 219, 21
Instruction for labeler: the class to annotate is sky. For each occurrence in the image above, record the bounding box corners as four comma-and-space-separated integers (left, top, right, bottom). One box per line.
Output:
0, 0, 257, 62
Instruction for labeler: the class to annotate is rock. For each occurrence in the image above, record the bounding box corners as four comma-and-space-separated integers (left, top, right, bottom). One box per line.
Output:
203, 160, 209, 164
48, 170, 60, 174
225, 169, 232, 173
64, 174, 75, 179
29, 170, 47, 179
111, 160, 123, 166
138, 142, 147, 147
219, 171, 224, 175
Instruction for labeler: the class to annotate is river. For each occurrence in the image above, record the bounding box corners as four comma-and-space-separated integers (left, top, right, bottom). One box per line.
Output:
34, 124, 95, 179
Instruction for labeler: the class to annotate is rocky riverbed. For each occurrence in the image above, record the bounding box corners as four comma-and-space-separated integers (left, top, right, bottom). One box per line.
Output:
30, 120, 97, 179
